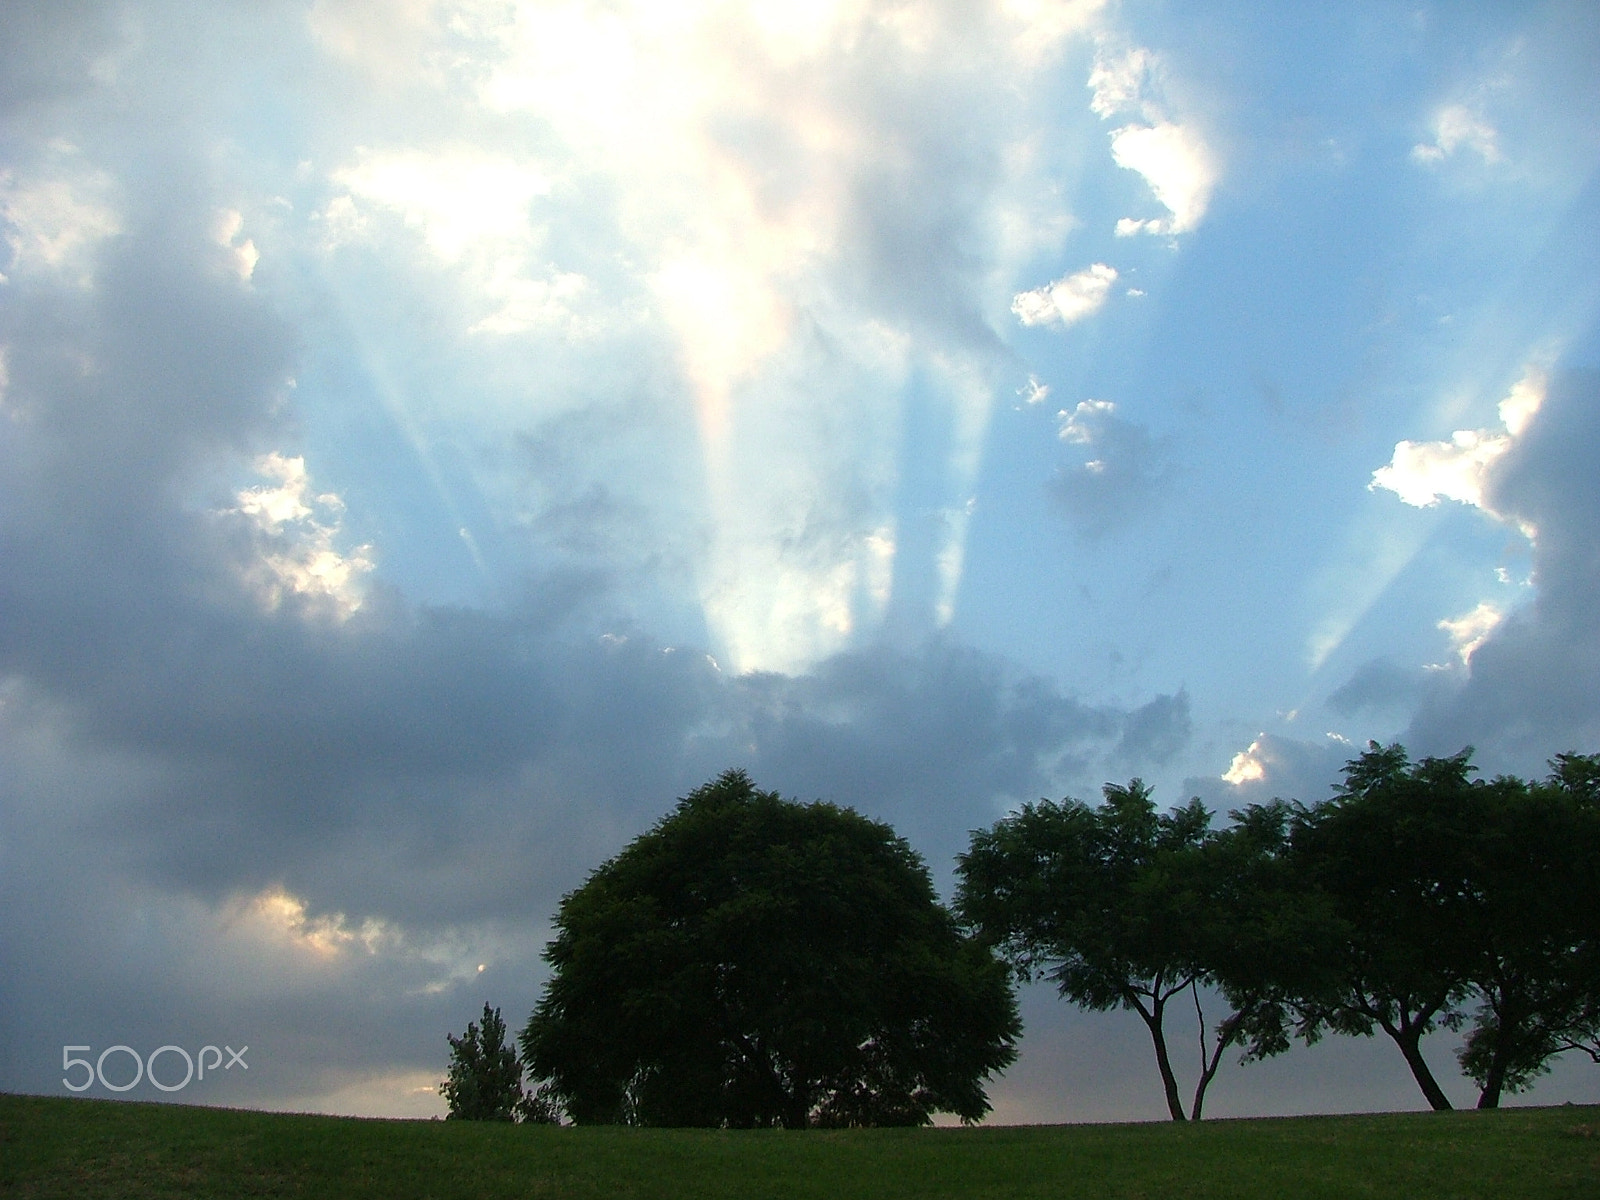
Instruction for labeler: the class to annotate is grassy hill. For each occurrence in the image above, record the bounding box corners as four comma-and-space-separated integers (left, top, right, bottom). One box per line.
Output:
2, 1092, 1597, 1199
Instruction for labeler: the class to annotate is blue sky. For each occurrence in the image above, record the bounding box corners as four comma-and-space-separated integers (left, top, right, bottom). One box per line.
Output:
2, 0, 1598, 1121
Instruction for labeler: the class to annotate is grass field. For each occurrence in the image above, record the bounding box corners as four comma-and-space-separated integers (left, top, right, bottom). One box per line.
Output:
2, 1092, 1597, 1199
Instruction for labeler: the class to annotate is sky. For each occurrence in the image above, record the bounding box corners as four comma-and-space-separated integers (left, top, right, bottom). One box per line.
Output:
2, 0, 1598, 1123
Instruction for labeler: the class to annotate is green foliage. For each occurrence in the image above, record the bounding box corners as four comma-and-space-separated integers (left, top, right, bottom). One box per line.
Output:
520, 769, 1019, 1128
440, 1003, 528, 1122
1285, 744, 1481, 1110
1288, 744, 1600, 1110
956, 779, 1290, 1121
1450, 754, 1600, 1105
957, 745, 1600, 1118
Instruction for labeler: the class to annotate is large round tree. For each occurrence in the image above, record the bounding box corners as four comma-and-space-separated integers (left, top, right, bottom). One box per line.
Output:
519, 769, 1019, 1127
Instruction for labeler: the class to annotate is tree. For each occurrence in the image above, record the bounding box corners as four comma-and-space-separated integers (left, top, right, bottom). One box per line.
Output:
1286, 745, 1480, 1110
440, 1003, 528, 1121
1177, 798, 1343, 1119
957, 780, 1280, 1121
519, 769, 1019, 1128
1450, 754, 1600, 1106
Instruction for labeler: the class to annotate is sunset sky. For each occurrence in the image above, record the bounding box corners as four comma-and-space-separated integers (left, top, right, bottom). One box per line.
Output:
3, 0, 1598, 1121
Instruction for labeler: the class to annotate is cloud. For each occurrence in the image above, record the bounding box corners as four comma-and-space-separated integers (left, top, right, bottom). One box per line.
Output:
1435, 602, 1503, 668
223, 453, 374, 619
296, 0, 1109, 673
1111, 689, 1191, 769
1370, 365, 1545, 532
1049, 399, 1173, 535
1193, 732, 1354, 809
0, 125, 1175, 1102
0, 157, 121, 286
1327, 657, 1436, 717
1411, 104, 1501, 165
1404, 369, 1600, 768
0, 2, 129, 115
1087, 44, 1155, 120
1012, 262, 1117, 327
1108, 122, 1216, 236
1085, 42, 1216, 237
328, 150, 552, 264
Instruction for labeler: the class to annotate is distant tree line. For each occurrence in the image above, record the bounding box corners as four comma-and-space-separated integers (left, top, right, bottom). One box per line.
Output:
442, 746, 1599, 1125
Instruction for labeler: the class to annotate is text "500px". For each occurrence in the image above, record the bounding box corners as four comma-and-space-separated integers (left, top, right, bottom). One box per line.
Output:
63, 1044, 249, 1093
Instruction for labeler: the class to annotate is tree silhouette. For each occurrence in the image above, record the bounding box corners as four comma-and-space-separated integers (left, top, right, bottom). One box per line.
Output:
440, 1003, 526, 1121
520, 769, 1019, 1127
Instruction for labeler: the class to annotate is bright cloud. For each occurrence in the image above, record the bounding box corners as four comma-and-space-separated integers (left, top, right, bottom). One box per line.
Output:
1412, 104, 1501, 164
210, 208, 258, 283
1109, 122, 1216, 236
226, 453, 374, 618
1371, 426, 1513, 509
1088, 44, 1154, 119
233, 886, 394, 960
321, 0, 1106, 673
1058, 398, 1116, 442
1085, 42, 1215, 237
0, 164, 120, 286
1222, 737, 1268, 785
1370, 365, 1546, 523
1013, 263, 1117, 327
1437, 602, 1504, 667
328, 149, 551, 263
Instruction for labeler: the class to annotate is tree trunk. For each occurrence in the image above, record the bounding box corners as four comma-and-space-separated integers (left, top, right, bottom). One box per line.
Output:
1475, 988, 1526, 1109
1383, 1019, 1453, 1111
1476, 1059, 1505, 1109
1189, 996, 1240, 1121
1136, 992, 1187, 1122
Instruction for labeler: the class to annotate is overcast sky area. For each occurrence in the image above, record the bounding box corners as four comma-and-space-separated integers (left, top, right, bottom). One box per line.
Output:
3, 0, 1599, 1123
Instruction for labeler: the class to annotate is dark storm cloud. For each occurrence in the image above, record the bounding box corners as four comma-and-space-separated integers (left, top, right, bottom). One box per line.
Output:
1110, 688, 1192, 770
1406, 369, 1600, 768
1327, 656, 1437, 717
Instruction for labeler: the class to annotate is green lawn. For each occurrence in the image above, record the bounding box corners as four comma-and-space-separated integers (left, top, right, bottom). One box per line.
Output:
2, 1092, 1597, 1199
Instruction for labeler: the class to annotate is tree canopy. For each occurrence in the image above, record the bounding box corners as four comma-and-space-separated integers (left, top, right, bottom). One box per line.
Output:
440, 1003, 526, 1122
955, 780, 1287, 1121
1287, 744, 1600, 1109
956, 747, 1600, 1118
519, 769, 1020, 1128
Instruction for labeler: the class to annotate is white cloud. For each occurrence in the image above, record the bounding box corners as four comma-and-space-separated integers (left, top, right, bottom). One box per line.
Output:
1108, 122, 1216, 235
0, 163, 120, 286
1497, 368, 1543, 436
1057, 398, 1116, 443
1085, 42, 1216, 237
1370, 426, 1512, 509
225, 453, 374, 618
1087, 44, 1154, 119
1013, 262, 1117, 327
1411, 104, 1501, 165
1437, 602, 1503, 667
1003, 0, 1108, 62
1222, 736, 1268, 785
1370, 364, 1546, 524
328, 149, 551, 264
210, 208, 258, 283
